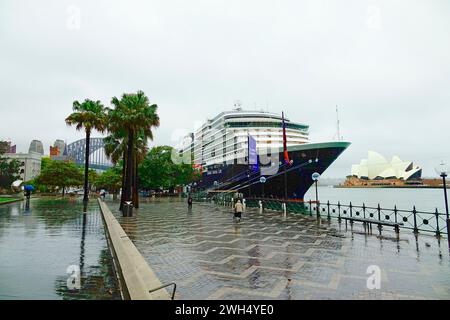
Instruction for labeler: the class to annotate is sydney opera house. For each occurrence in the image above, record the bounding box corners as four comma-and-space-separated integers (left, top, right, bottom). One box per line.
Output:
344, 151, 422, 187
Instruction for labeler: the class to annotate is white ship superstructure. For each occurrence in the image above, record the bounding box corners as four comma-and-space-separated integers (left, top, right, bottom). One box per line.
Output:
178, 108, 309, 171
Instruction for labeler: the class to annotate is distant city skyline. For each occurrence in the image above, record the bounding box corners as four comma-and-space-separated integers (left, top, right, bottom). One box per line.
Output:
1, 0, 449, 178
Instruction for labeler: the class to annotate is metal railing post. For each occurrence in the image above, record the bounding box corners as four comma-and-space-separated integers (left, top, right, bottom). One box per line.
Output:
327, 201, 330, 220
377, 203, 382, 232
435, 208, 441, 237
338, 201, 341, 222
350, 202, 353, 218
413, 206, 419, 234
394, 205, 398, 224
362, 203, 366, 219
309, 199, 312, 216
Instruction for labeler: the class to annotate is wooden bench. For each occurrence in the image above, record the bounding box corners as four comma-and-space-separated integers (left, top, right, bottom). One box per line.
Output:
340, 216, 404, 234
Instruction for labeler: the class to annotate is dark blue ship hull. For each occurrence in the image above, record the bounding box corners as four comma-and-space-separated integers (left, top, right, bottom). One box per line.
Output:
196, 142, 350, 200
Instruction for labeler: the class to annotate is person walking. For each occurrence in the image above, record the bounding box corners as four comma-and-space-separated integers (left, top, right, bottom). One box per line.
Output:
234, 200, 243, 222
187, 195, 193, 210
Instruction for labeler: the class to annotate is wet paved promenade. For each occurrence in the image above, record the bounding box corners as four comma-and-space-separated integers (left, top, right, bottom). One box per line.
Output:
114, 198, 450, 300
0, 198, 120, 300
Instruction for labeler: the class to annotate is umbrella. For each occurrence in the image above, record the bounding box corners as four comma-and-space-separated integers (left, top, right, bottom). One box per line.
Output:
24, 185, 35, 192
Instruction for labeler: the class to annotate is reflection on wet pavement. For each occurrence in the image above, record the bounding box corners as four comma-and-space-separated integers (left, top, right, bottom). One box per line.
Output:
113, 198, 450, 300
0, 198, 120, 300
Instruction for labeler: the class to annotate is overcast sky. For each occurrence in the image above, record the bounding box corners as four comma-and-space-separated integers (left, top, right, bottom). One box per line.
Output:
1, 0, 449, 178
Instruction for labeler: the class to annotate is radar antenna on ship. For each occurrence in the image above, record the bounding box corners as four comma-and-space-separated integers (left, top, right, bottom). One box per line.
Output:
333, 105, 343, 141
233, 100, 242, 111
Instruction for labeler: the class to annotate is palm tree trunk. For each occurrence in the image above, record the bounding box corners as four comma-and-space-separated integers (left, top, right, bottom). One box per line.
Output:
133, 153, 139, 208
119, 150, 127, 211
124, 130, 134, 206
131, 150, 135, 205
83, 130, 91, 204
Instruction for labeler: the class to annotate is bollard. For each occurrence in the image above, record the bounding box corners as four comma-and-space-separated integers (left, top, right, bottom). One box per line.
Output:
243, 199, 246, 212
259, 200, 263, 213
123, 202, 133, 217
282, 203, 287, 219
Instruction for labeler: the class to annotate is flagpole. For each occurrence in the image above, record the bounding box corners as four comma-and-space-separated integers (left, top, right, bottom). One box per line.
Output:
247, 133, 251, 198
284, 162, 288, 200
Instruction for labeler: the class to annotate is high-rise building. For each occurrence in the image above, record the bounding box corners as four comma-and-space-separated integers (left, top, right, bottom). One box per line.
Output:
50, 146, 60, 158
0, 141, 16, 154
54, 140, 65, 153
29, 140, 44, 155
51, 139, 72, 162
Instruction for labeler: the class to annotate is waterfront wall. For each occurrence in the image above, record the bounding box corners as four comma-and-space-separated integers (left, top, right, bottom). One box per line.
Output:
98, 199, 170, 300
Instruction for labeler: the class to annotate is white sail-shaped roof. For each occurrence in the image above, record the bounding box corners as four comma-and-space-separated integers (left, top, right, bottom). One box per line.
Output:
351, 151, 422, 181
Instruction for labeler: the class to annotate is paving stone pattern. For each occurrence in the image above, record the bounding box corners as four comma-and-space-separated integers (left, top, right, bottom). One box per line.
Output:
113, 199, 450, 300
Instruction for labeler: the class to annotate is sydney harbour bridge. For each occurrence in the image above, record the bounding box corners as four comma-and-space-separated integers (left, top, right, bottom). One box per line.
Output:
66, 138, 113, 171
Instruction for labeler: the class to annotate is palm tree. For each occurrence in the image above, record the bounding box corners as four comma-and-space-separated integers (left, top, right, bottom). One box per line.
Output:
104, 129, 148, 209
108, 91, 159, 210
66, 99, 107, 203
132, 131, 149, 209
104, 131, 127, 210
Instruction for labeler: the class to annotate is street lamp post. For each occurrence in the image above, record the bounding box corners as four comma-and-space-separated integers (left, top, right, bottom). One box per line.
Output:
260, 176, 266, 199
435, 162, 450, 248
312, 172, 321, 217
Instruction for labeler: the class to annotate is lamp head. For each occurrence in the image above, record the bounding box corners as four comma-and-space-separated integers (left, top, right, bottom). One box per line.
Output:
435, 162, 450, 177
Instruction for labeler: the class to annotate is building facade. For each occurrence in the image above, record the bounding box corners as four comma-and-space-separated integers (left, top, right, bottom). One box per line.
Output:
4, 152, 42, 182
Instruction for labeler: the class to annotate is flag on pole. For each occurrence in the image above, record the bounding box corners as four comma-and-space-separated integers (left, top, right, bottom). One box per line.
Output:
248, 134, 259, 173
282, 111, 290, 165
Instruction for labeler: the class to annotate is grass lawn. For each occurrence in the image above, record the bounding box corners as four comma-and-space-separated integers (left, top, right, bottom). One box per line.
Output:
0, 197, 20, 204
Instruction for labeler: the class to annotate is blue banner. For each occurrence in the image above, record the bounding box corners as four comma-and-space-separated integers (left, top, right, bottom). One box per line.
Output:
248, 135, 259, 173
248, 135, 257, 165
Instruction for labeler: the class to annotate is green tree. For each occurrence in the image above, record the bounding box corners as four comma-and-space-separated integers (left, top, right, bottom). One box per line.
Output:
35, 160, 84, 196
95, 167, 122, 200
108, 91, 159, 210
139, 146, 195, 191
65, 99, 107, 203
88, 169, 99, 191
0, 151, 20, 190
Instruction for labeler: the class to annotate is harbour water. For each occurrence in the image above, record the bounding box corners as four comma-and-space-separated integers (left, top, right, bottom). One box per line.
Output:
305, 186, 448, 213
0, 198, 120, 300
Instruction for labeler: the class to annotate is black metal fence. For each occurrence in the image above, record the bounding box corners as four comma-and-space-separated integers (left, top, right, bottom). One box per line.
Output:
204, 193, 448, 237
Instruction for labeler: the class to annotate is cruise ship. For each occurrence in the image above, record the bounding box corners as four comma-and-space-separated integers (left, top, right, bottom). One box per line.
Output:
177, 107, 350, 200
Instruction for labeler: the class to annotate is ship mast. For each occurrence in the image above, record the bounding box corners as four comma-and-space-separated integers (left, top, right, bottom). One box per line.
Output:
334, 105, 343, 141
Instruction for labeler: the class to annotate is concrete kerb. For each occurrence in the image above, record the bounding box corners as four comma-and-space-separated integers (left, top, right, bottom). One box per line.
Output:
98, 199, 171, 300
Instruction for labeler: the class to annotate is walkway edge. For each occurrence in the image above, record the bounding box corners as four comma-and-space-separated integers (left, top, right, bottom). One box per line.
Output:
98, 199, 171, 300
